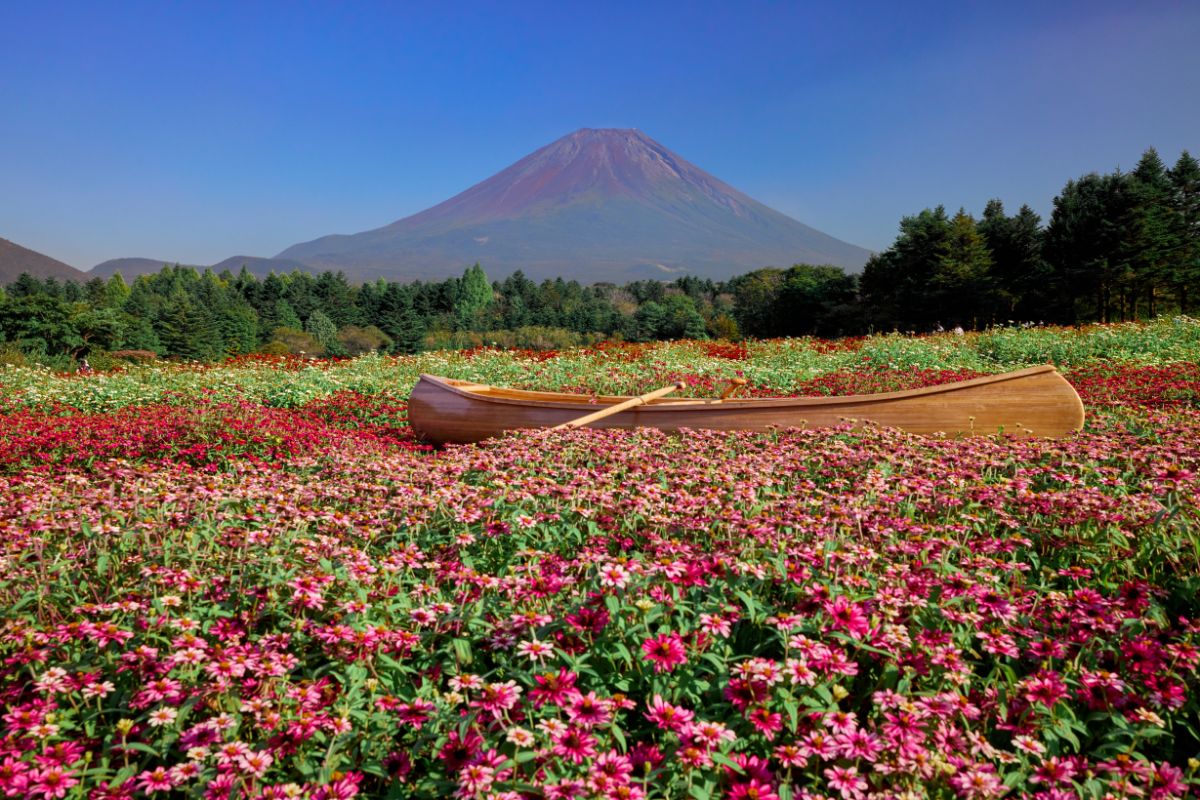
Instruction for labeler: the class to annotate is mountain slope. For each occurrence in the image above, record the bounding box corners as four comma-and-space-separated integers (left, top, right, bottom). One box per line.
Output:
278, 128, 870, 281
90, 258, 184, 279
89, 256, 307, 280
1, 238, 86, 284
208, 255, 314, 277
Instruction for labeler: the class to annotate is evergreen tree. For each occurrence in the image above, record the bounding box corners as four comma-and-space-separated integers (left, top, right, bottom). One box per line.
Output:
633, 301, 667, 341
1127, 148, 1177, 317
375, 284, 425, 353
158, 291, 222, 359
728, 268, 784, 337
271, 299, 303, 332
978, 203, 1052, 321
70, 306, 126, 354
7, 273, 45, 298
456, 264, 493, 330
1044, 173, 1131, 323
774, 264, 859, 336
216, 301, 260, 354
314, 271, 359, 327
0, 295, 83, 355
304, 310, 341, 353
1169, 150, 1200, 313
860, 206, 952, 330
933, 210, 996, 327
658, 294, 708, 339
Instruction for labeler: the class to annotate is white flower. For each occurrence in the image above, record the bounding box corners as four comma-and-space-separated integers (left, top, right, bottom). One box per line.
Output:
147, 707, 178, 727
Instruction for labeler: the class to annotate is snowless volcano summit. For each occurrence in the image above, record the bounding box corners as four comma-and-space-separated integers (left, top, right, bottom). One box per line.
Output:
277, 128, 871, 281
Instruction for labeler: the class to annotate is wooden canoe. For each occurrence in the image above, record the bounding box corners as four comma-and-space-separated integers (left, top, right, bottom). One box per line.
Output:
407, 366, 1085, 446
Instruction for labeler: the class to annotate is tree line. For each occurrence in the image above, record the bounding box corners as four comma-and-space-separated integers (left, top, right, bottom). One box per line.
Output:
1, 147, 1196, 366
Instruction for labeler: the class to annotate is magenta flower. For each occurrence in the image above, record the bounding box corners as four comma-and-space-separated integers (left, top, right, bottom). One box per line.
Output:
824, 595, 871, 639
641, 632, 687, 672
645, 694, 695, 732
824, 765, 867, 799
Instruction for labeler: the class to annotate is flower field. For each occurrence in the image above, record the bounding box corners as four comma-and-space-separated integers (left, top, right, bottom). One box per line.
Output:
1, 320, 1199, 800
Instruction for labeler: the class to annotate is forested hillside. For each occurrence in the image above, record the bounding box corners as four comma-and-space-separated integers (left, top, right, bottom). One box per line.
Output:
2, 147, 1196, 367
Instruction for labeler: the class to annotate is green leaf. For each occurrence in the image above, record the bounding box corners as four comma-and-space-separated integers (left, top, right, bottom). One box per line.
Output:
709, 752, 744, 773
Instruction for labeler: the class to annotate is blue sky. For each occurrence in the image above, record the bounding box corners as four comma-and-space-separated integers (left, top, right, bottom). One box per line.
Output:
2, 0, 1198, 271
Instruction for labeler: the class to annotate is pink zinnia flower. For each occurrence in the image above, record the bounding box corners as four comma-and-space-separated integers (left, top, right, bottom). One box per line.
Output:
728, 780, 779, 800
588, 750, 633, 788
529, 669, 581, 708
1022, 670, 1069, 708
28, 766, 78, 800
683, 719, 736, 749
645, 695, 694, 732
457, 763, 495, 796
550, 727, 597, 764
641, 632, 687, 672
824, 596, 870, 639
747, 707, 783, 738
470, 680, 522, 718
567, 691, 612, 728
824, 765, 867, 800
135, 767, 175, 794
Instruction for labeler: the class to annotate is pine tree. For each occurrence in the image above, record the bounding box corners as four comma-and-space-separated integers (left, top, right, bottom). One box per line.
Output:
1127, 148, 1177, 317
859, 206, 952, 330
158, 291, 222, 359
273, 299, 303, 332
304, 310, 340, 352
216, 302, 260, 354
1169, 151, 1200, 313
1045, 173, 1131, 323
934, 210, 996, 327
314, 271, 359, 328
456, 264, 493, 330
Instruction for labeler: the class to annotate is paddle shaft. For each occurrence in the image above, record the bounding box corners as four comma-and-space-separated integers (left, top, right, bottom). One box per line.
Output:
552, 382, 685, 430
719, 377, 748, 400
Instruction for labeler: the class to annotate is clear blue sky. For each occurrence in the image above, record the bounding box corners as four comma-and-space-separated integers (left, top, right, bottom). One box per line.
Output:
2, 0, 1198, 270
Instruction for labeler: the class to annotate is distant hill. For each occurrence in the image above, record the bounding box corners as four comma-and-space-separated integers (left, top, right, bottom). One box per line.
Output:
89, 258, 189, 279
89, 256, 308, 280
208, 255, 314, 277
277, 128, 871, 282
1, 237, 86, 284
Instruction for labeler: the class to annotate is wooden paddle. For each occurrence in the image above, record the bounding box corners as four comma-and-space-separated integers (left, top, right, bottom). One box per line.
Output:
552, 382, 685, 430
719, 377, 748, 400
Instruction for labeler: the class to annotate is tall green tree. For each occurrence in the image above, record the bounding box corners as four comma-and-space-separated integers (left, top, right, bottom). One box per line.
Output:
860, 206, 952, 330
1126, 148, 1177, 317
1168, 150, 1200, 313
1044, 173, 1131, 323
774, 264, 859, 337
933, 210, 996, 327
456, 264, 493, 330
728, 268, 784, 337
979, 201, 1052, 321
304, 310, 341, 354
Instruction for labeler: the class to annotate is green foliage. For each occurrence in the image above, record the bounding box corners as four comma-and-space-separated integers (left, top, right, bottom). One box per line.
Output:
456, 263, 494, 330
336, 324, 392, 356
268, 326, 324, 355
304, 309, 340, 351
4, 145, 1198, 364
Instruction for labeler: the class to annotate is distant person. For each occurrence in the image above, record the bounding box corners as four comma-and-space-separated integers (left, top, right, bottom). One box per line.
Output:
952, 325, 964, 336
78, 357, 93, 374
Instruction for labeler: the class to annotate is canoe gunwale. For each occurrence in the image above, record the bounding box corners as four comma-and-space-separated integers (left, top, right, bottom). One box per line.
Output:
416, 365, 1062, 412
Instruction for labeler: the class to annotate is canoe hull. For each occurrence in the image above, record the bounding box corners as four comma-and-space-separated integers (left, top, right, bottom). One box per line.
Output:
408, 366, 1085, 446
